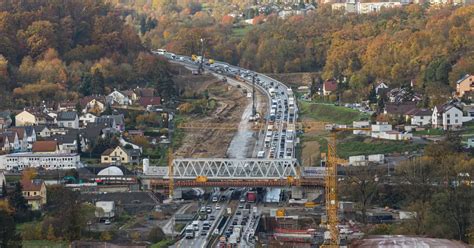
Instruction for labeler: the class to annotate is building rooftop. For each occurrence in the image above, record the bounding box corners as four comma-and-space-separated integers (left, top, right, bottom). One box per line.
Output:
32, 141, 57, 153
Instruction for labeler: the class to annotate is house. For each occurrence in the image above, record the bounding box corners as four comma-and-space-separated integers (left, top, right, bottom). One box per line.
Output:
0, 111, 12, 129
0, 131, 19, 151
408, 108, 432, 126
32, 141, 58, 154
0, 152, 82, 171
21, 179, 47, 210
432, 103, 464, 130
15, 110, 37, 126
456, 74, 474, 98
79, 96, 106, 114
79, 113, 98, 127
6, 127, 28, 152
57, 111, 79, 129
101, 146, 140, 165
57, 101, 77, 112
353, 121, 370, 135
138, 97, 161, 110
323, 80, 338, 96
33, 125, 51, 138
0, 136, 9, 152
45, 132, 86, 154
95, 201, 116, 219
107, 90, 130, 106
384, 102, 418, 120
95, 114, 125, 132
375, 82, 389, 94
372, 130, 412, 140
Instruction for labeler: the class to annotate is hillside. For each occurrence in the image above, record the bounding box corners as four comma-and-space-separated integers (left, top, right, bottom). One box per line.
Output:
0, 0, 174, 108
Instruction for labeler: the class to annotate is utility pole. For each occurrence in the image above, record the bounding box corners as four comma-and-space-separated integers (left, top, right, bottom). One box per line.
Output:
199, 38, 205, 74
252, 74, 257, 117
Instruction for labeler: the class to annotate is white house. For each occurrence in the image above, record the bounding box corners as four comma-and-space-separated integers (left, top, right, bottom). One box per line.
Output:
353, 121, 370, 135
409, 109, 432, 126
107, 90, 130, 106
432, 104, 463, 130
79, 113, 97, 127
0, 152, 82, 171
95, 201, 115, 219
371, 123, 392, 132
375, 82, 389, 94
57, 111, 79, 129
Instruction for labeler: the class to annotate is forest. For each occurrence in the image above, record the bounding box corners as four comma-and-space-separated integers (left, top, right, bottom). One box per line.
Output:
0, 0, 174, 108
136, 2, 474, 106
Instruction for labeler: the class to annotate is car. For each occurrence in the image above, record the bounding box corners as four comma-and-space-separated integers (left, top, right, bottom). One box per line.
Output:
215, 204, 221, 210
212, 196, 218, 202
201, 230, 207, 236
236, 211, 242, 215
240, 198, 246, 203
206, 206, 212, 213
209, 215, 216, 221
241, 221, 247, 226
233, 220, 238, 225
104, 219, 111, 225
200, 206, 206, 213
199, 214, 208, 220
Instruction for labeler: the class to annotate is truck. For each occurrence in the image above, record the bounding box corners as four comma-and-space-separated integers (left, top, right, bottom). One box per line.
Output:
246, 191, 257, 203
192, 220, 200, 231
185, 225, 195, 239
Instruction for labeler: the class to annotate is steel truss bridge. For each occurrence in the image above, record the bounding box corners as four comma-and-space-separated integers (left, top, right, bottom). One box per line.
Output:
144, 158, 325, 188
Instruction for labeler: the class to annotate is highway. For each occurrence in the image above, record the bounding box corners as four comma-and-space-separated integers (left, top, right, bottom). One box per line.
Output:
155, 51, 299, 248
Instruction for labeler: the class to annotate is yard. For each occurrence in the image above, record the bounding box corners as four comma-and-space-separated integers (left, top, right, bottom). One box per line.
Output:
299, 101, 369, 125
232, 25, 253, 38
22, 240, 69, 248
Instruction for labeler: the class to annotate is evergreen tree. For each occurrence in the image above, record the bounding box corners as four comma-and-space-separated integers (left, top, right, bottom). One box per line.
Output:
8, 182, 29, 215
1, 181, 6, 197
0, 210, 22, 248
368, 85, 377, 104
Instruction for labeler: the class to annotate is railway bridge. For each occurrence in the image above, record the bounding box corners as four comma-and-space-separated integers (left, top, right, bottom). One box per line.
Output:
141, 158, 325, 190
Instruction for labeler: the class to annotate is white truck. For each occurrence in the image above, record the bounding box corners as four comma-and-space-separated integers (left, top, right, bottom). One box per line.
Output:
185, 225, 195, 239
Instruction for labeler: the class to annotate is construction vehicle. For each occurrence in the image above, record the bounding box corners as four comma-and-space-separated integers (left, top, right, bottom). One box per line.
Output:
191, 54, 198, 61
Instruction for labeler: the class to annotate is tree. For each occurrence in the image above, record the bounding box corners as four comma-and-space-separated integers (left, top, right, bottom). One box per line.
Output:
1, 181, 6, 197
340, 166, 384, 224
46, 224, 56, 241
148, 226, 165, 243
8, 182, 29, 221
0, 210, 21, 248
100, 231, 112, 241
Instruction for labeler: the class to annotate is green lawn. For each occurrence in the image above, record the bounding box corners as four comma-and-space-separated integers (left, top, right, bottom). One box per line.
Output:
413, 128, 444, 136
232, 25, 253, 38
299, 101, 369, 125
150, 239, 175, 248
318, 136, 424, 159
23, 240, 69, 248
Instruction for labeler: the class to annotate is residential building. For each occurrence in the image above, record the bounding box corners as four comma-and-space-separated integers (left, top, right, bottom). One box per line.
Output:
95, 201, 116, 219
57, 111, 79, 129
79, 96, 106, 114
15, 110, 36, 126
95, 114, 125, 132
138, 97, 161, 110
101, 146, 140, 165
375, 82, 389, 95
353, 121, 370, 135
456, 74, 474, 98
6, 127, 28, 152
384, 102, 418, 119
0, 131, 19, 152
107, 90, 130, 106
408, 109, 432, 126
0, 111, 12, 129
22, 179, 47, 210
32, 141, 58, 154
432, 103, 463, 130
332, 0, 402, 14
33, 125, 51, 138
0, 152, 81, 171
323, 80, 338, 96
45, 133, 86, 154
79, 113, 98, 127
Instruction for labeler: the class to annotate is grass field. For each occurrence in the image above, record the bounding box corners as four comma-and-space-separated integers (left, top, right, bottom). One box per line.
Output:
23, 240, 69, 248
299, 101, 369, 125
232, 25, 253, 38
413, 128, 444, 136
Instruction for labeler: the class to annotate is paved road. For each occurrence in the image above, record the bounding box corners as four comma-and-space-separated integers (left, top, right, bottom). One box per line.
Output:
156, 51, 299, 248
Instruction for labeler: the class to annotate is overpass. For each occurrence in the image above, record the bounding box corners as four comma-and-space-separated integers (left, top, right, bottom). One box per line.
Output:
142, 158, 325, 188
